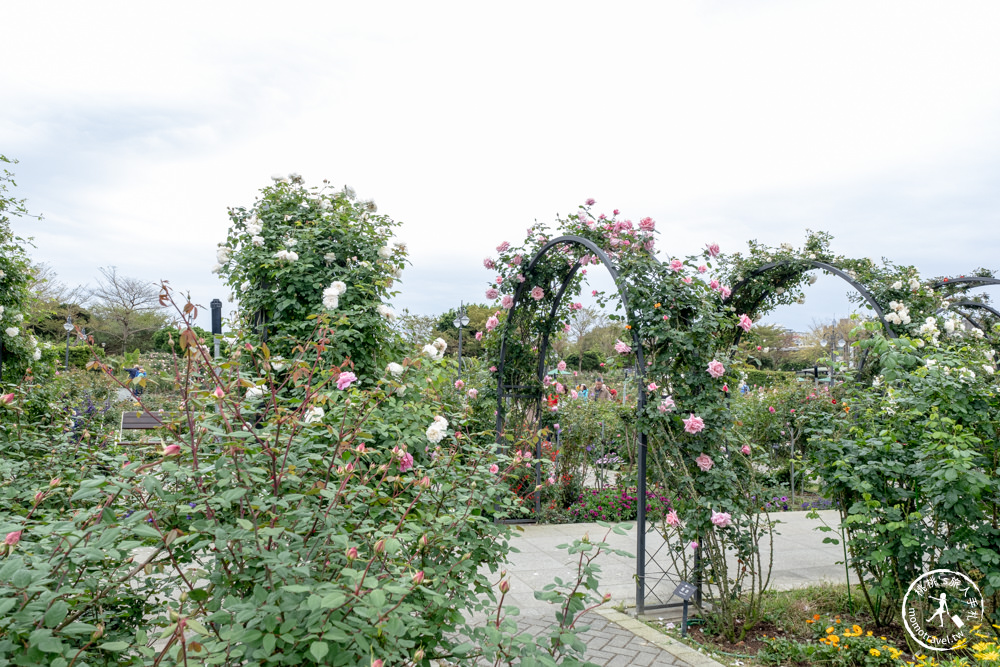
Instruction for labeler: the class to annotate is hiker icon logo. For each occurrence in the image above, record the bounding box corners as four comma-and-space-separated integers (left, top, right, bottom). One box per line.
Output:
902, 569, 984, 652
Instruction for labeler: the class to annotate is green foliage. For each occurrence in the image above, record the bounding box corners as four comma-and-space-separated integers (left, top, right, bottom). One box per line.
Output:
151, 324, 212, 353
743, 368, 797, 388
0, 283, 613, 665
0, 156, 42, 383
563, 349, 603, 371
809, 324, 1000, 629
218, 175, 406, 382
38, 343, 105, 369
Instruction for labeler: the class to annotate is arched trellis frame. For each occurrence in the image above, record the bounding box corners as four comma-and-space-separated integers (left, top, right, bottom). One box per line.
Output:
494, 234, 675, 613
726, 259, 899, 343
934, 276, 1000, 339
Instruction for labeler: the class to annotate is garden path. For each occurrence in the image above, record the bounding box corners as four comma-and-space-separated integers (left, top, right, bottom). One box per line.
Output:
474, 510, 845, 666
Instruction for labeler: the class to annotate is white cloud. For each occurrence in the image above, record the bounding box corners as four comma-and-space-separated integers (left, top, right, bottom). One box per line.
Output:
4, 1, 1000, 329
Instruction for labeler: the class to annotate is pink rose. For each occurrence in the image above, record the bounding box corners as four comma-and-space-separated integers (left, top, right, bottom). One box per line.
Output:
665, 510, 680, 527
706, 243, 720, 257
682, 276, 693, 284
412, 570, 425, 585
698, 265, 707, 273
711, 510, 732, 528
695, 453, 714, 471
483, 257, 495, 270
0, 393, 14, 405
585, 198, 596, 206
5, 531, 22, 546
475, 331, 483, 340
722, 383, 729, 392
684, 414, 706, 434
494, 275, 503, 284
530, 286, 545, 300
346, 546, 358, 561
707, 360, 725, 379
689, 541, 699, 550
571, 390, 578, 399
497, 241, 510, 252
639, 216, 655, 232
398, 451, 414, 473
557, 361, 567, 371
659, 396, 675, 412
486, 288, 499, 300
592, 290, 598, 297
738, 314, 752, 332
485, 315, 499, 331
614, 339, 632, 354
720, 285, 732, 299
501, 294, 514, 309
467, 388, 478, 400
709, 279, 720, 291
489, 463, 499, 474
163, 444, 181, 456
213, 386, 225, 399
768, 406, 776, 413
741, 445, 751, 455
512, 254, 523, 266
669, 259, 684, 272
490, 366, 497, 372
648, 382, 658, 391
337, 371, 358, 390
454, 379, 465, 390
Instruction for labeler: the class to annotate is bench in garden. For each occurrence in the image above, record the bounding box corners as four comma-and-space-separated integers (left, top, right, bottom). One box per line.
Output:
118, 411, 172, 447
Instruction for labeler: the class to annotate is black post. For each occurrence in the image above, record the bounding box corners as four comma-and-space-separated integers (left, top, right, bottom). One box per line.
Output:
0, 339, 4, 382
211, 299, 223, 360
457, 319, 464, 380
64, 330, 71, 371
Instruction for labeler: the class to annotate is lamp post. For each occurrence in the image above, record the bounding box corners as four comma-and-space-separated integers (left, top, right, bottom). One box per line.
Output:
453, 303, 470, 380
62, 316, 73, 371
838, 338, 848, 370
820, 337, 833, 385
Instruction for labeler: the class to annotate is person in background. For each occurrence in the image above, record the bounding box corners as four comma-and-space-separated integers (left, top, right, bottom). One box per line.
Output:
591, 379, 611, 402
578, 384, 588, 399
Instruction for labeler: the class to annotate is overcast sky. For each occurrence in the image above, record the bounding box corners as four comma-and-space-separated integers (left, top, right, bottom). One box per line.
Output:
4, 1, 1000, 333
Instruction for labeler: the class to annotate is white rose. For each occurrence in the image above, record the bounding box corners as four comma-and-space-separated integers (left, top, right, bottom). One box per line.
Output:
217, 247, 231, 263
378, 245, 392, 259
330, 281, 347, 296
386, 362, 404, 378
211, 263, 223, 273
303, 406, 325, 424
377, 305, 396, 321
5, 327, 18, 337
891, 281, 902, 289
422, 344, 438, 358
432, 337, 447, 352
246, 386, 265, 400
252, 235, 265, 247
32, 349, 41, 361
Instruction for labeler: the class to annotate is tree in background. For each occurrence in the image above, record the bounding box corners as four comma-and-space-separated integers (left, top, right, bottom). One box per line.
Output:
568, 305, 607, 371
86, 266, 168, 354
26, 262, 89, 340
395, 308, 437, 348
434, 303, 491, 358
742, 323, 801, 370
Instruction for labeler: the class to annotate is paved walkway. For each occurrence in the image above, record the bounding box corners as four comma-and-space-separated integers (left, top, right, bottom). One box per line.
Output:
475, 510, 845, 666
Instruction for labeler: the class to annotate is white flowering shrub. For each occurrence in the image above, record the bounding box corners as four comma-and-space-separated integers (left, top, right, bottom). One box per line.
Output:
217, 174, 407, 381
0, 156, 41, 386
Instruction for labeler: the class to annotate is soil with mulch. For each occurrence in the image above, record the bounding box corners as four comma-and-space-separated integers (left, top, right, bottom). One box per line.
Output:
653, 614, 911, 665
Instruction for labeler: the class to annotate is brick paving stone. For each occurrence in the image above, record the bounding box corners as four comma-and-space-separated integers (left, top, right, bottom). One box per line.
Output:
463, 610, 698, 666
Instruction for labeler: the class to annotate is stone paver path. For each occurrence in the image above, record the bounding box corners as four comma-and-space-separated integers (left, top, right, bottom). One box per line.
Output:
473, 510, 846, 666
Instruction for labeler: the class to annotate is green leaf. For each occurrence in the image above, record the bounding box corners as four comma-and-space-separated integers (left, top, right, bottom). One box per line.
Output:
99, 642, 130, 651
44, 600, 69, 628
310, 641, 329, 661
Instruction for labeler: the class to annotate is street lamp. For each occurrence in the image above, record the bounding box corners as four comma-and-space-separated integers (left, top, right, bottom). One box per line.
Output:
453, 303, 470, 379
838, 338, 848, 370
819, 338, 833, 385
62, 316, 74, 371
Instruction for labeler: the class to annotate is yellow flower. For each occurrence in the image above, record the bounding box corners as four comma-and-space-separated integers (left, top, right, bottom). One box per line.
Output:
870, 648, 881, 657
976, 650, 1000, 662
852, 625, 863, 636
826, 626, 835, 634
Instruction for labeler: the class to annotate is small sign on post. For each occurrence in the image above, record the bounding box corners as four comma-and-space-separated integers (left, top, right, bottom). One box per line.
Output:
672, 581, 697, 637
